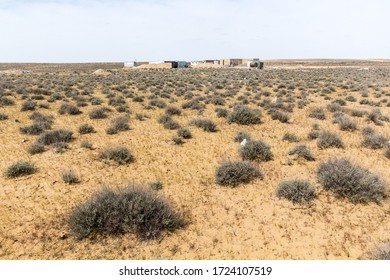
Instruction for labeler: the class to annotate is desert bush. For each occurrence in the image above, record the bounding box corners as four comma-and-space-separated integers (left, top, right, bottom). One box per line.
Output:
21, 100, 37, 111
68, 185, 183, 240
276, 179, 316, 204
159, 114, 181, 130
132, 96, 144, 102
234, 130, 251, 143
80, 140, 93, 149
0, 112, 8, 120
108, 95, 126, 107
308, 107, 326, 120
181, 99, 205, 111
311, 122, 320, 130
362, 126, 376, 136
239, 140, 273, 162
106, 116, 130, 134
4, 161, 36, 178
61, 169, 79, 184
58, 103, 81, 115
172, 136, 183, 145
227, 105, 261, 125
215, 107, 229, 118
215, 160, 263, 187
78, 124, 95, 134
351, 109, 366, 117
337, 116, 357, 131
282, 132, 299, 142
385, 145, 390, 159
115, 104, 129, 113
89, 107, 109, 119
288, 145, 315, 160
326, 103, 342, 113
333, 99, 346, 106
316, 158, 386, 203
270, 110, 290, 123
177, 127, 192, 139
362, 133, 388, 149
105, 126, 118, 135
0, 96, 15, 106
345, 95, 357, 102
367, 109, 383, 126
37, 129, 73, 145
19, 122, 50, 135
29, 112, 53, 123
189, 118, 217, 132
209, 95, 225, 105
149, 180, 163, 190
148, 99, 166, 108
48, 93, 63, 102
165, 106, 181, 116
370, 242, 390, 260
99, 146, 134, 165
52, 142, 69, 153
27, 142, 45, 155
135, 113, 146, 121
317, 131, 343, 149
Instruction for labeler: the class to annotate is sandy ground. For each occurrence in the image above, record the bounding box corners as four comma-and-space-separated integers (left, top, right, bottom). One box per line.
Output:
0, 66, 389, 260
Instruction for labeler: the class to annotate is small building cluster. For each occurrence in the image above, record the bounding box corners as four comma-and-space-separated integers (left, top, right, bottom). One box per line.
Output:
124, 58, 264, 69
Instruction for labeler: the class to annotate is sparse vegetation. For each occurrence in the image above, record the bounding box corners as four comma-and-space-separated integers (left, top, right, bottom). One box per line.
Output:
58, 103, 82, 115
370, 242, 390, 260
189, 118, 217, 132
282, 132, 299, 142
1, 63, 390, 259
215, 160, 263, 186
27, 142, 45, 155
4, 161, 36, 178
177, 127, 192, 139
172, 136, 184, 145
308, 107, 326, 120
78, 124, 95, 134
37, 129, 73, 145
239, 140, 273, 162
362, 131, 388, 149
68, 185, 183, 239
149, 180, 163, 190
317, 131, 344, 149
288, 145, 315, 161
61, 169, 79, 184
80, 140, 93, 149
99, 146, 134, 164
276, 179, 316, 204
159, 114, 181, 130
106, 115, 130, 134
0, 112, 8, 120
234, 130, 251, 143
165, 106, 181, 116
227, 105, 261, 125
89, 107, 109, 119
316, 158, 386, 203
21, 100, 37, 111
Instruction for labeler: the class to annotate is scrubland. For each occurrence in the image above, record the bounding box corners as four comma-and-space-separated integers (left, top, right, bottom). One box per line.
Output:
0, 63, 389, 259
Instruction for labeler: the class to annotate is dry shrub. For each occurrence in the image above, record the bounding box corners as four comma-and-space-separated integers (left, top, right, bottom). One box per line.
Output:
68, 185, 183, 240
215, 160, 263, 187
316, 158, 386, 203
276, 179, 316, 204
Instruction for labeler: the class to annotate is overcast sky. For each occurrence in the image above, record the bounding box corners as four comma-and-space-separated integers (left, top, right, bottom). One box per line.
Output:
0, 0, 389, 62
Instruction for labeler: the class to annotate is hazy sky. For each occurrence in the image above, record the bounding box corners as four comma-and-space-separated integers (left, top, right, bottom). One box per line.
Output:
0, 0, 389, 62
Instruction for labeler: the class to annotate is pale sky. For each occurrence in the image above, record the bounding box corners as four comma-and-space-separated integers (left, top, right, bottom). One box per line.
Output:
0, 0, 389, 62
